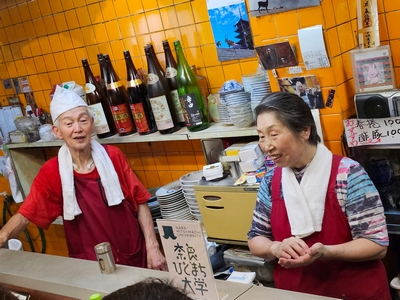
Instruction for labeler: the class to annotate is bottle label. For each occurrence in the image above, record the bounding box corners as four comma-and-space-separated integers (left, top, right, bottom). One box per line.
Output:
149, 95, 174, 130
107, 81, 123, 90
171, 89, 185, 123
180, 93, 202, 126
165, 67, 177, 78
130, 103, 150, 133
147, 73, 159, 85
88, 103, 110, 134
127, 78, 143, 88
111, 103, 135, 134
85, 83, 96, 94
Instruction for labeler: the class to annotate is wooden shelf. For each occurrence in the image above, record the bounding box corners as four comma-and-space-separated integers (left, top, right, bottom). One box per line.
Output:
5, 123, 258, 149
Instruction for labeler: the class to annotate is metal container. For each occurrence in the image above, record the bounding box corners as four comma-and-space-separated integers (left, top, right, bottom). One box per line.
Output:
94, 242, 116, 274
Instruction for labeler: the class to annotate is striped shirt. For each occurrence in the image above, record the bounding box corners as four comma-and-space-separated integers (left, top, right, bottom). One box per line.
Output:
248, 156, 389, 246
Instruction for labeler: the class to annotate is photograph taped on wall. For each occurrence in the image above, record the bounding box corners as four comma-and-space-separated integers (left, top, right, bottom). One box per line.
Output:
255, 42, 297, 70
350, 45, 396, 93
277, 75, 324, 109
248, 0, 321, 17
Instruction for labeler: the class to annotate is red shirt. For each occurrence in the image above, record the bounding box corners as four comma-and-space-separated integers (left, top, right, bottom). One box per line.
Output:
18, 145, 150, 230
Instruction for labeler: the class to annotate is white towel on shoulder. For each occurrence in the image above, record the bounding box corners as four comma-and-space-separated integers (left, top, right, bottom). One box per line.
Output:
58, 140, 124, 220
282, 143, 332, 238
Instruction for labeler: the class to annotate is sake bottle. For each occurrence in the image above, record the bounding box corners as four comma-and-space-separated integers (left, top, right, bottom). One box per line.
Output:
144, 44, 180, 134
103, 54, 136, 136
162, 39, 186, 127
81, 58, 117, 139
97, 53, 108, 97
174, 40, 209, 132
123, 50, 157, 135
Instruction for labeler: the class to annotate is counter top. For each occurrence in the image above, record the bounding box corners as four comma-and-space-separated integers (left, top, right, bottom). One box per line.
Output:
0, 249, 338, 299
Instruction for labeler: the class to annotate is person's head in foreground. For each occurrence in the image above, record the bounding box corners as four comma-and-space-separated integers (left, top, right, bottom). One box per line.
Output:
103, 278, 192, 300
254, 92, 320, 169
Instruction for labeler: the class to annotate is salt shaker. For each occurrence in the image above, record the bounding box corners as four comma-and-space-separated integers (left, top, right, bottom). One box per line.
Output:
94, 242, 116, 274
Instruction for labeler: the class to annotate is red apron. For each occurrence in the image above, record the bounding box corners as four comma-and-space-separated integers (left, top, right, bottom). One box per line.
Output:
271, 155, 390, 300
62, 172, 147, 268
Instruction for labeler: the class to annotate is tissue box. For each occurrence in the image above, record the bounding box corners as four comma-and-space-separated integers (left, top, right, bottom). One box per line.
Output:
239, 142, 264, 162
9, 130, 26, 143
239, 155, 265, 172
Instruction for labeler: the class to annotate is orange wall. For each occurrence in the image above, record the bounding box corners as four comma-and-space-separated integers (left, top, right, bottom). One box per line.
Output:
0, 0, 400, 255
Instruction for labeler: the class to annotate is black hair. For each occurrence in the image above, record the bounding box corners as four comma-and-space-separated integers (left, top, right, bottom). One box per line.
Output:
103, 277, 192, 300
254, 92, 321, 145
0, 285, 18, 300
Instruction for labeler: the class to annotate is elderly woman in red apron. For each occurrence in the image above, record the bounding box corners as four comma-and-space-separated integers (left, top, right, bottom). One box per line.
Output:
248, 92, 390, 299
0, 86, 167, 271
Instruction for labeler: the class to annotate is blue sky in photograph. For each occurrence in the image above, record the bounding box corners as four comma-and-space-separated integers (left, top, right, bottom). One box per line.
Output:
208, 2, 249, 48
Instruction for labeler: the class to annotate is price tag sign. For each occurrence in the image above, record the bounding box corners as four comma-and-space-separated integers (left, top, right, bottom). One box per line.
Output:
343, 117, 400, 147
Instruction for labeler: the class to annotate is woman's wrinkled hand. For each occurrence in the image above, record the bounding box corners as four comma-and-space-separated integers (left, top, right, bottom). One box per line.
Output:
270, 237, 310, 260
278, 242, 325, 269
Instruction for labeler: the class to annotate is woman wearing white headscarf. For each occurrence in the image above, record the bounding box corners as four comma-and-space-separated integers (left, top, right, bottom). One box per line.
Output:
0, 86, 167, 271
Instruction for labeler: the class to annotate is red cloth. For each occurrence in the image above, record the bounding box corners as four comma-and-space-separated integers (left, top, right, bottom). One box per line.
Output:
271, 155, 390, 300
18, 145, 150, 267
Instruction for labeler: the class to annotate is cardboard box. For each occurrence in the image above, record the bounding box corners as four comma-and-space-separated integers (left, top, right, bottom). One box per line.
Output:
239, 142, 264, 162
239, 155, 265, 172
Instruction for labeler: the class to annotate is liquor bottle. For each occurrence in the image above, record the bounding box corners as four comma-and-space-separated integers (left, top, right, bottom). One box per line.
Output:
162, 40, 186, 127
191, 65, 210, 122
174, 40, 209, 132
103, 54, 136, 136
144, 44, 180, 134
123, 50, 157, 135
97, 53, 108, 97
81, 58, 117, 139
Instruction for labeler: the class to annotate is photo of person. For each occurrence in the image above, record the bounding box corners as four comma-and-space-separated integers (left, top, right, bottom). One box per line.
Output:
278, 76, 324, 109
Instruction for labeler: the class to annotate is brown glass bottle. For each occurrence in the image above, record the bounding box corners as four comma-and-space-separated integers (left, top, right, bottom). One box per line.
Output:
97, 53, 108, 97
144, 44, 180, 134
103, 54, 136, 136
82, 58, 117, 139
123, 50, 157, 135
162, 40, 186, 127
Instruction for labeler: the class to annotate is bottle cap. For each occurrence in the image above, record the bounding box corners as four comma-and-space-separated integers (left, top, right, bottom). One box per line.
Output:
89, 293, 102, 300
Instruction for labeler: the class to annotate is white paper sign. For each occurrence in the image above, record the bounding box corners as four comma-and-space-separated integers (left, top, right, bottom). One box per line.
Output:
157, 219, 224, 300
298, 25, 330, 70
343, 117, 400, 147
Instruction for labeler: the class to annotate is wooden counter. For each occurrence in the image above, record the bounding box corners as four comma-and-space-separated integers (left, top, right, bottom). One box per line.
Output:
0, 249, 338, 300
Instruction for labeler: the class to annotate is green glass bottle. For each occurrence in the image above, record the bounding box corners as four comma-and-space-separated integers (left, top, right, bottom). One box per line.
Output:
174, 40, 209, 132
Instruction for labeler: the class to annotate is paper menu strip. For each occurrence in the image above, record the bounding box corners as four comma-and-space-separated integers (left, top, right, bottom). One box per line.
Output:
357, 0, 379, 48
298, 25, 330, 70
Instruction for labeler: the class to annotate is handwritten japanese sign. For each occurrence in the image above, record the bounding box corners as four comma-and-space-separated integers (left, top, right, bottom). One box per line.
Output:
344, 117, 400, 147
157, 219, 224, 300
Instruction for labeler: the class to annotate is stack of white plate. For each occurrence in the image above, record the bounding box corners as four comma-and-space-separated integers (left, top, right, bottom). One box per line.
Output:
242, 73, 268, 92
147, 196, 161, 226
180, 170, 204, 221
251, 81, 272, 121
156, 180, 195, 221
227, 103, 254, 128
217, 103, 232, 125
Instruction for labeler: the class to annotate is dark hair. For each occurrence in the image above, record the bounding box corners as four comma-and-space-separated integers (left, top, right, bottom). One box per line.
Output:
0, 285, 18, 300
254, 92, 321, 145
103, 278, 192, 300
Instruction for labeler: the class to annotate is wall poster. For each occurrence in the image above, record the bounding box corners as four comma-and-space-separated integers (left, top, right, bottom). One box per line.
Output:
207, 0, 255, 62
248, 0, 321, 17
